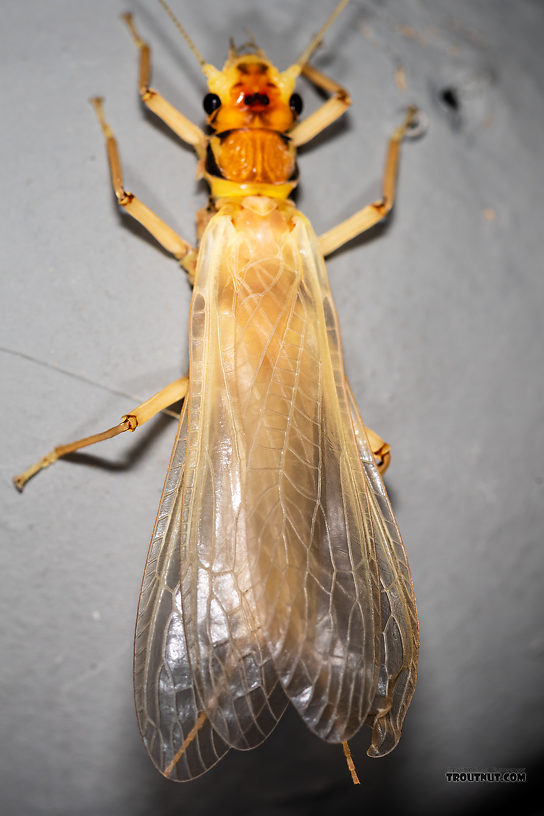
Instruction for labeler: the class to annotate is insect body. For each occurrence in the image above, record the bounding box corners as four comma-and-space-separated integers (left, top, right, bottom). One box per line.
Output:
15, 0, 419, 783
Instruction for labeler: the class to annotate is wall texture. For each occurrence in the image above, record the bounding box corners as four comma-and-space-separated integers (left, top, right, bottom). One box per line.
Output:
2, 1, 542, 814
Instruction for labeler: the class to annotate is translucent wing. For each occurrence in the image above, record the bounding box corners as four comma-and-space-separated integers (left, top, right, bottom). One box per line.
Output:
347, 383, 419, 756
133, 405, 230, 780
181, 199, 382, 747
135, 196, 418, 777
179, 210, 289, 750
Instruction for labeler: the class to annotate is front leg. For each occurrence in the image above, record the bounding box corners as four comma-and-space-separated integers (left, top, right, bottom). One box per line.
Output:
122, 13, 206, 155
290, 63, 351, 147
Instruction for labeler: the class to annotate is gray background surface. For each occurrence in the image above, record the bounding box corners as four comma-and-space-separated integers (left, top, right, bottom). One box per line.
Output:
1, 1, 543, 814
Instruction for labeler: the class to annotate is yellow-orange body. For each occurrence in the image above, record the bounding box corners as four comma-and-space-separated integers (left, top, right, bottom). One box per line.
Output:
133, 50, 419, 782
198, 54, 299, 199
12, 3, 419, 786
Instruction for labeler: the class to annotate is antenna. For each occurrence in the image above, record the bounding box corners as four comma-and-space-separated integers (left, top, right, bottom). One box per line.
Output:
294, 0, 351, 68
157, 0, 207, 68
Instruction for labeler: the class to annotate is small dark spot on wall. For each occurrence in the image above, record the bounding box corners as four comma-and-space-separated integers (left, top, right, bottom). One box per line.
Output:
440, 86, 460, 112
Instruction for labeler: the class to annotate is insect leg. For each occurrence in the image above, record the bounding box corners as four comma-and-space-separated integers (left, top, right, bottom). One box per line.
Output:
13, 376, 189, 491
121, 13, 206, 154
91, 97, 198, 283
364, 425, 391, 475
289, 63, 351, 147
318, 107, 419, 257
342, 741, 360, 785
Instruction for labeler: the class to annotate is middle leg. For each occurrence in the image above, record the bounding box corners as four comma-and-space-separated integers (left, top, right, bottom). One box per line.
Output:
318, 106, 420, 257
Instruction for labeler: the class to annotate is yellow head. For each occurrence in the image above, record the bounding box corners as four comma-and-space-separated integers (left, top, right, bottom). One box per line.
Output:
202, 56, 301, 133
155, 0, 351, 198
156, 0, 350, 135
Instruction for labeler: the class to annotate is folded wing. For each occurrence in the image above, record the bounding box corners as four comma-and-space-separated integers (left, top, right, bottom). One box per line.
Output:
347, 384, 419, 755
134, 198, 418, 779
181, 201, 384, 745
134, 407, 230, 780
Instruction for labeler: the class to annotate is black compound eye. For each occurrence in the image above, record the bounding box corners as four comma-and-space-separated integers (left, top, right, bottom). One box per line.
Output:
289, 93, 303, 116
203, 93, 221, 114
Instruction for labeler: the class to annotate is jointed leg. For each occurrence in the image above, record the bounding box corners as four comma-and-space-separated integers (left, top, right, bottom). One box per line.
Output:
342, 741, 360, 785
122, 13, 206, 154
290, 63, 351, 147
14, 377, 189, 491
365, 426, 391, 475
91, 98, 198, 282
318, 106, 419, 257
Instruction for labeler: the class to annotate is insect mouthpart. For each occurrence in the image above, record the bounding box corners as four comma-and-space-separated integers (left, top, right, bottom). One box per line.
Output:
244, 92, 270, 108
